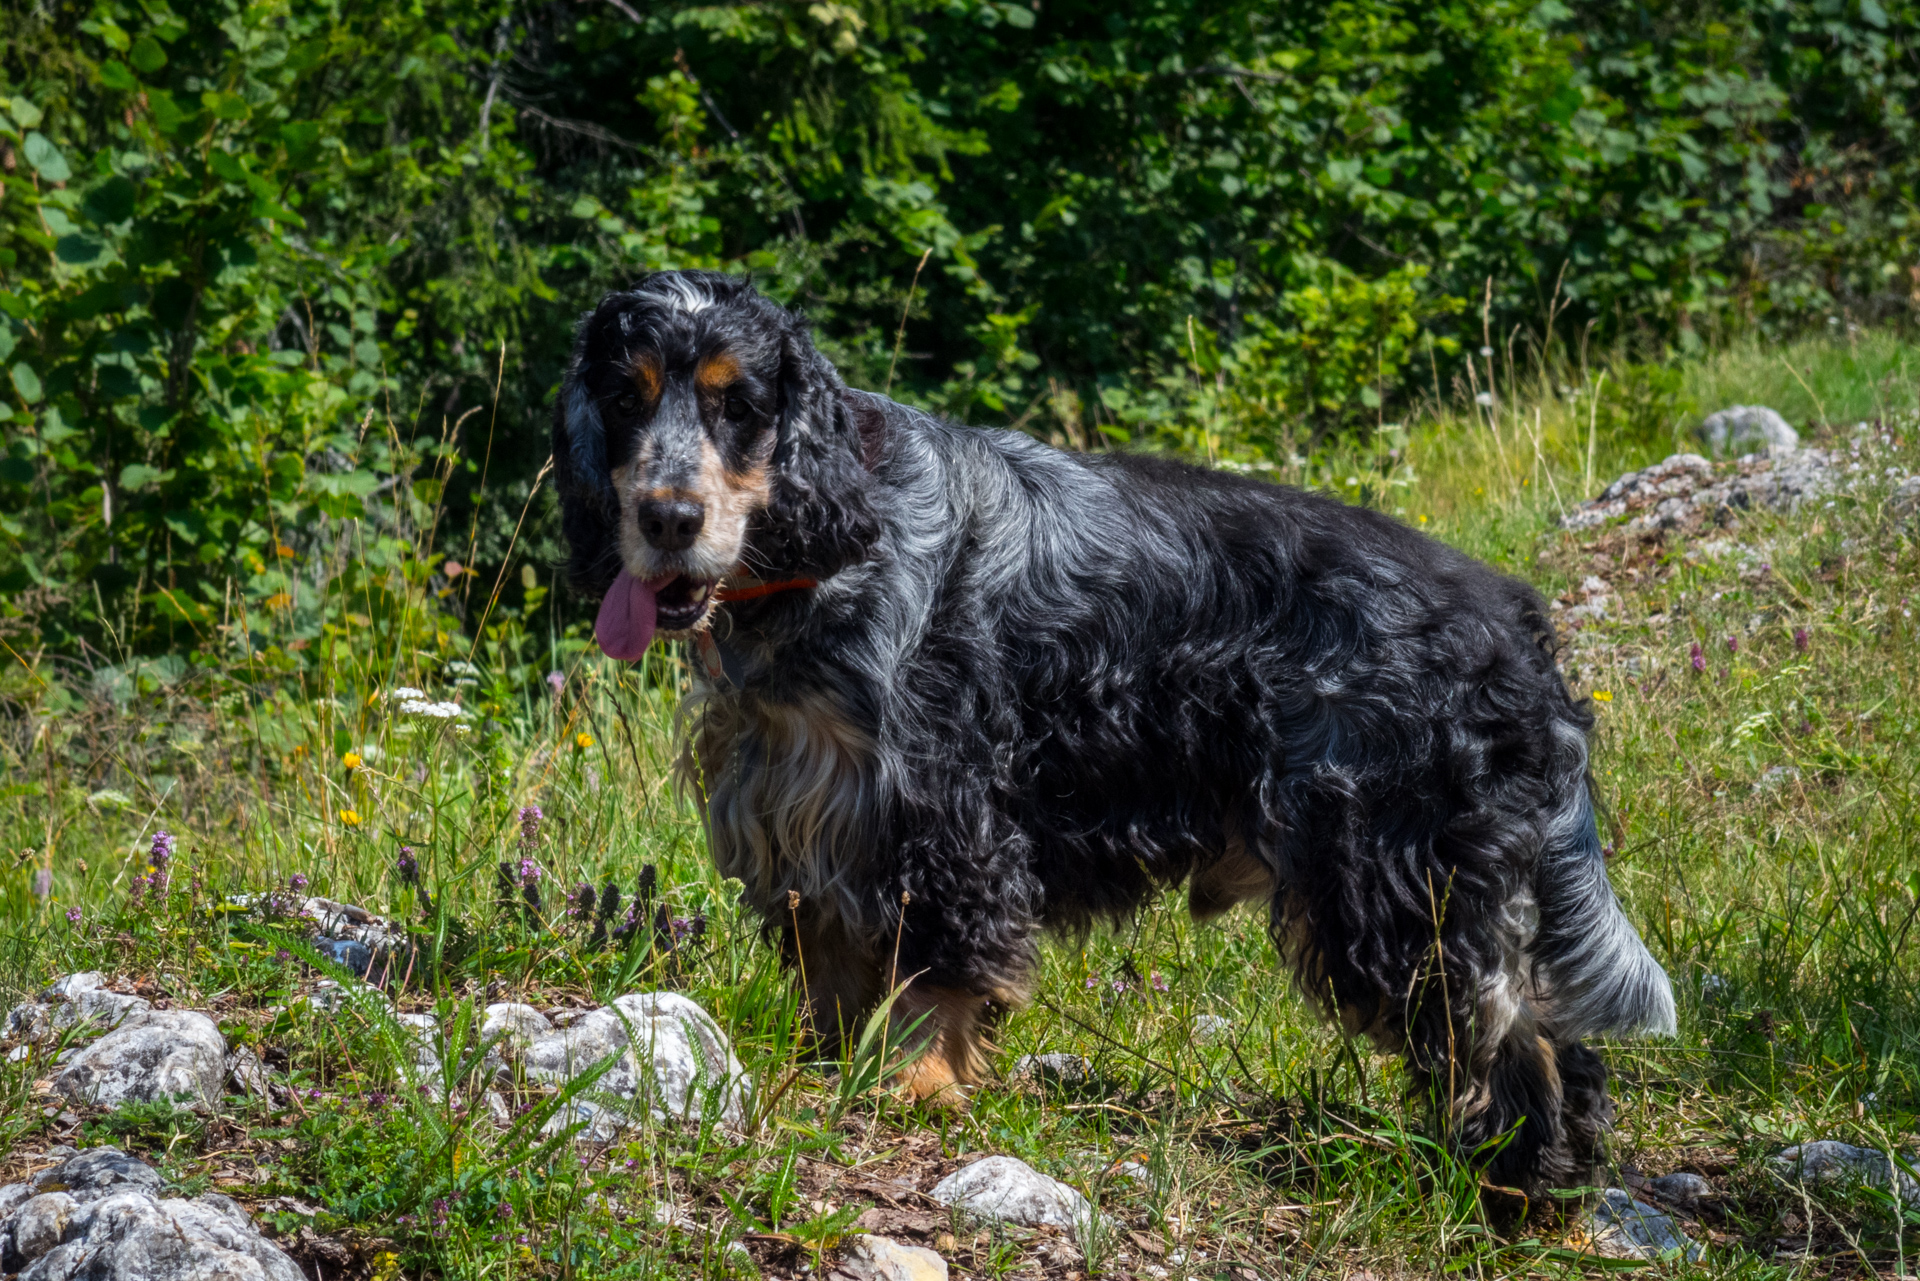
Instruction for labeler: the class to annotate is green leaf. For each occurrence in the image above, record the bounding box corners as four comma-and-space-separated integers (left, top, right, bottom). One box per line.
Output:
100, 61, 139, 92
119, 463, 170, 490
7, 97, 42, 129
55, 235, 114, 268
146, 90, 191, 136
201, 91, 250, 121
10, 362, 42, 404
83, 176, 138, 224
22, 132, 71, 183
130, 35, 168, 73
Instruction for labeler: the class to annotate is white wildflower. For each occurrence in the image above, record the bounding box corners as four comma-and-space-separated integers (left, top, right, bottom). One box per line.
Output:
390, 686, 426, 700
397, 699, 469, 720
1475, 391, 1494, 406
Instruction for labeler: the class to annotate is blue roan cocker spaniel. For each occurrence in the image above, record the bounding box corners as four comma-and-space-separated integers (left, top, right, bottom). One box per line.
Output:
552, 270, 1674, 1195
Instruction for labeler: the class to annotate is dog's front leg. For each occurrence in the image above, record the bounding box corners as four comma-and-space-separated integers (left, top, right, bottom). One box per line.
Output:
888, 982, 996, 1107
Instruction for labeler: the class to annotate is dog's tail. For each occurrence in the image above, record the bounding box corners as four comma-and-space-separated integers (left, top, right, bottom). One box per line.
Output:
1531, 727, 1676, 1040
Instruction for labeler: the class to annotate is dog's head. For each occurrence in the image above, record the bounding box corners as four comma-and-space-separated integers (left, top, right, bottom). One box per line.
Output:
552, 271, 881, 656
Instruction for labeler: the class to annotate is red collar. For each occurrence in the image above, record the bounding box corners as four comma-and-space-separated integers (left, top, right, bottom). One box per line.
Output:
715, 575, 817, 603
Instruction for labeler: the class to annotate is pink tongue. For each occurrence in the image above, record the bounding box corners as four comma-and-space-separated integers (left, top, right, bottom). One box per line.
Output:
595, 569, 662, 661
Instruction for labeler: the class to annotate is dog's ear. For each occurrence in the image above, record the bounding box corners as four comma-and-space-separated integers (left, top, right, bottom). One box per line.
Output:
751, 318, 881, 577
551, 309, 625, 598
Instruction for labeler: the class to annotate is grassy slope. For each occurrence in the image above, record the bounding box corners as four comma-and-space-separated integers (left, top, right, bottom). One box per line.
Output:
1, 331, 1918, 1279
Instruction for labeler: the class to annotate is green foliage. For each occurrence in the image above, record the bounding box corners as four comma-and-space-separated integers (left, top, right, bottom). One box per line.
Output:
3, 0, 1920, 650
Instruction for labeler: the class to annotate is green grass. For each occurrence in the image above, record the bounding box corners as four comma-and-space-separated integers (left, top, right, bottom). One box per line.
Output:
3, 329, 1919, 1279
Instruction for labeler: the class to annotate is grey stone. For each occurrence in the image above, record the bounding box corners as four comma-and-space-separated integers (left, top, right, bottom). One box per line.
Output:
835, 1234, 949, 1281
1191, 1014, 1231, 1042
1563, 448, 1838, 533
6, 975, 155, 1050
525, 992, 750, 1138
9, 1193, 78, 1262
227, 1047, 274, 1099
1647, 1172, 1711, 1205
1585, 1188, 1702, 1261
0, 1148, 302, 1281
481, 1002, 552, 1044
480, 1002, 553, 1082
0, 1184, 33, 1220
1771, 1140, 1920, 1201
928, 1155, 1095, 1231
1012, 1053, 1090, 1084
1699, 405, 1799, 456
38, 1147, 163, 1197
14, 1188, 306, 1281
297, 896, 406, 955
52, 1011, 227, 1110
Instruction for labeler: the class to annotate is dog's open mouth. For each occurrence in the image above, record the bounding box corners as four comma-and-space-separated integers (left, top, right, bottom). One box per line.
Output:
653, 574, 719, 631
594, 569, 719, 660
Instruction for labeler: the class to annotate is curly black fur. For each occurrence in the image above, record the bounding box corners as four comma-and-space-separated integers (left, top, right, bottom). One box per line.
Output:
552, 271, 1675, 1196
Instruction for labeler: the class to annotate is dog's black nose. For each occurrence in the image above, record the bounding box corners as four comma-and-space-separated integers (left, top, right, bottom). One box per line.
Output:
637, 496, 706, 551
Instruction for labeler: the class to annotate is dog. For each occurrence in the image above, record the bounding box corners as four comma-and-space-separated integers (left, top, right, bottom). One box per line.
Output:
551, 270, 1675, 1193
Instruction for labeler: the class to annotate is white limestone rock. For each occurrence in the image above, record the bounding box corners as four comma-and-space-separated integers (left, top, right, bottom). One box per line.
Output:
525, 991, 750, 1138
929, 1155, 1095, 1231
0, 1147, 303, 1281
1646, 1172, 1711, 1206
1698, 405, 1798, 456
1584, 1188, 1701, 1262
52, 1011, 226, 1110
833, 1234, 949, 1281
5, 973, 154, 1050
1011, 1053, 1091, 1084
1771, 1140, 1920, 1201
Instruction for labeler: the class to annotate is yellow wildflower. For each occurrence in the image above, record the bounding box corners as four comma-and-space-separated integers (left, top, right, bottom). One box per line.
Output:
1591, 690, 1613, 703
575, 732, 594, 749
339, 809, 363, 827
342, 752, 363, 770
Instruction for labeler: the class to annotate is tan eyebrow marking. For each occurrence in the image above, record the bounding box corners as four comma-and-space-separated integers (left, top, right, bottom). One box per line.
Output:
629, 353, 663, 401
696, 351, 740, 393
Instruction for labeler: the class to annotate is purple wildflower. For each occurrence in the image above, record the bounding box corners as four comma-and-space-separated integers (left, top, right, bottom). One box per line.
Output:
568, 883, 594, 920
518, 805, 543, 851
396, 847, 418, 883
1690, 641, 1706, 673
1725, 634, 1739, 654
1150, 971, 1168, 992
65, 905, 81, 926
496, 1201, 513, 1221
546, 670, 566, 698
32, 868, 51, 900
289, 872, 309, 894
1794, 627, 1810, 652
147, 830, 173, 899
519, 858, 541, 888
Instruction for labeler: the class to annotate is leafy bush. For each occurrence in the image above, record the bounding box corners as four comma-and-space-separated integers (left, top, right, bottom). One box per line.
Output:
3, 0, 1917, 651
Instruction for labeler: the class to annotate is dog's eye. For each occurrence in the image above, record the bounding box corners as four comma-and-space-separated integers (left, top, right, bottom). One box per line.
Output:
614, 392, 638, 415
724, 395, 752, 422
